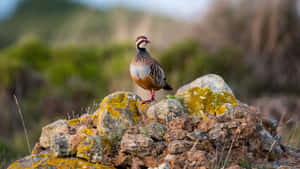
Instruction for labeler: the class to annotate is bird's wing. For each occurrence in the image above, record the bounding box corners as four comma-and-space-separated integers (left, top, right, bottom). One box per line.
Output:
149, 60, 166, 87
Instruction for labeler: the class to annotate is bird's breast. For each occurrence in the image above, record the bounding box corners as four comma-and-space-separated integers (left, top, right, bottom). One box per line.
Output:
130, 65, 151, 79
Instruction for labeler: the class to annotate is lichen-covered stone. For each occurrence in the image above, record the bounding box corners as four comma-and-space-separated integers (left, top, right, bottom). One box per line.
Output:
167, 140, 193, 154
176, 74, 237, 120
40, 120, 69, 148
50, 133, 72, 157
96, 92, 145, 141
76, 135, 104, 163
176, 74, 234, 96
139, 122, 167, 141
177, 86, 237, 120
215, 103, 236, 121
120, 133, 154, 157
146, 99, 187, 122
7, 152, 115, 169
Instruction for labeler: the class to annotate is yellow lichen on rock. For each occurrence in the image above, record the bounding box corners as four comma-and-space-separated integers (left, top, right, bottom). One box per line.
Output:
136, 100, 146, 113
109, 93, 128, 109
76, 136, 94, 161
181, 87, 237, 119
129, 99, 140, 122
8, 154, 115, 169
106, 104, 120, 120
81, 127, 94, 135
68, 118, 80, 126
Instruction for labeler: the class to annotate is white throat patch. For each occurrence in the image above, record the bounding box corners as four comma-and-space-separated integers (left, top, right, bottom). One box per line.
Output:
136, 39, 148, 48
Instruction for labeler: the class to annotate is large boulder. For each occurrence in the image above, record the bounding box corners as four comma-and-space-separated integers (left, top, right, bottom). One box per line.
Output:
95, 91, 145, 141
175, 74, 237, 120
176, 74, 234, 96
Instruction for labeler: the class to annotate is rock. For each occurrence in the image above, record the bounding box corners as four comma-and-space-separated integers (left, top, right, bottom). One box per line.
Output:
256, 124, 283, 154
186, 150, 206, 162
164, 154, 176, 161
146, 99, 186, 122
175, 74, 237, 120
208, 127, 225, 141
187, 130, 207, 141
149, 162, 171, 169
167, 117, 194, 132
263, 119, 278, 129
31, 142, 43, 154
39, 120, 69, 148
7, 152, 115, 169
168, 140, 193, 154
139, 122, 167, 141
164, 129, 187, 142
96, 91, 145, 141
120, 133, 154, 157
50, 133, 72, 157
76, 135, 104, 163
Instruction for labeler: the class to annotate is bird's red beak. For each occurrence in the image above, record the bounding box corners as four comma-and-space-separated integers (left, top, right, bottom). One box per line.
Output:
145, 40, 150, 44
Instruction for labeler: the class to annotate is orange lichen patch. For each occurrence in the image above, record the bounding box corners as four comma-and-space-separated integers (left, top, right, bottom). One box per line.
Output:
76, 136, 95, 161
7, 162, 20, 169
80, 127, 94, 135
8, 154, 115, 169
68, 118, 80, 126
216, 105, 226, 115
129, 99, 140, 122
181, 87, 237, 120
106, 104, 120, 120
136, 101, 146, 112
109, 93, 128, 109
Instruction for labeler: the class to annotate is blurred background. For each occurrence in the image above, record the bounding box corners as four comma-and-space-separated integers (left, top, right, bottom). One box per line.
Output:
0, 0, 300, 167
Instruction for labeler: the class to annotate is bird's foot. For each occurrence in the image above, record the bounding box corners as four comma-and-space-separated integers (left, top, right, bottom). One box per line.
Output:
142, 99, 155, 104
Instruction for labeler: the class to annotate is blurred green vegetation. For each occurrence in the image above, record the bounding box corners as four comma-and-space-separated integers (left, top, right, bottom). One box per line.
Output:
1, 0, 300, 167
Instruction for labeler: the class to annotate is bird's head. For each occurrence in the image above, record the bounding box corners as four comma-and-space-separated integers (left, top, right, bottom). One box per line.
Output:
136, 35, 150, 49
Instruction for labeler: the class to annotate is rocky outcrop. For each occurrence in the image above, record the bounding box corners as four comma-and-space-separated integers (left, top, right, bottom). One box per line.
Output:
8, 74, 300, 169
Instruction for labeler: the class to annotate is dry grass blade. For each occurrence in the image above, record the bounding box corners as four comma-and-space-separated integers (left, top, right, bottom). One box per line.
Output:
13, 95, 31, 154
223, 136, 236, 168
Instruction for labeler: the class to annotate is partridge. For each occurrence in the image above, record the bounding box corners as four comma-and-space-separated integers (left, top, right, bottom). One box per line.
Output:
130, 35, 172, 103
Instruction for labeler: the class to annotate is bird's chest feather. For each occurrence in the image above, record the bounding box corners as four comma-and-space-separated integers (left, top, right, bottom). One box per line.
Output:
130, 65, 151, 79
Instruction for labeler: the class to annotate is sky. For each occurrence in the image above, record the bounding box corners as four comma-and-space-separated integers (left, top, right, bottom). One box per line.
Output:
0, 0, 19, 19
0, 0, 211, 20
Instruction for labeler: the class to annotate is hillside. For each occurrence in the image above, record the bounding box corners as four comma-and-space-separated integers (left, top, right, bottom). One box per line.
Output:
0, 0, 191, 49
7, 74, 300, 169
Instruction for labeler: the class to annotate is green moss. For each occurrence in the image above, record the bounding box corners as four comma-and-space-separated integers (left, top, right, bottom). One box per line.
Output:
181, 87, 237, 120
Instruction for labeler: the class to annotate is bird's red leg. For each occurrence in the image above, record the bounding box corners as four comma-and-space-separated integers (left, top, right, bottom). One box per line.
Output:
150, 89, 155, 101
143, 89, 155, 104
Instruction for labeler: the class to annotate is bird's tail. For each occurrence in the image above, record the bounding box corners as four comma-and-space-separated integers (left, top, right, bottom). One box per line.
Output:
163, 83, 173, 90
